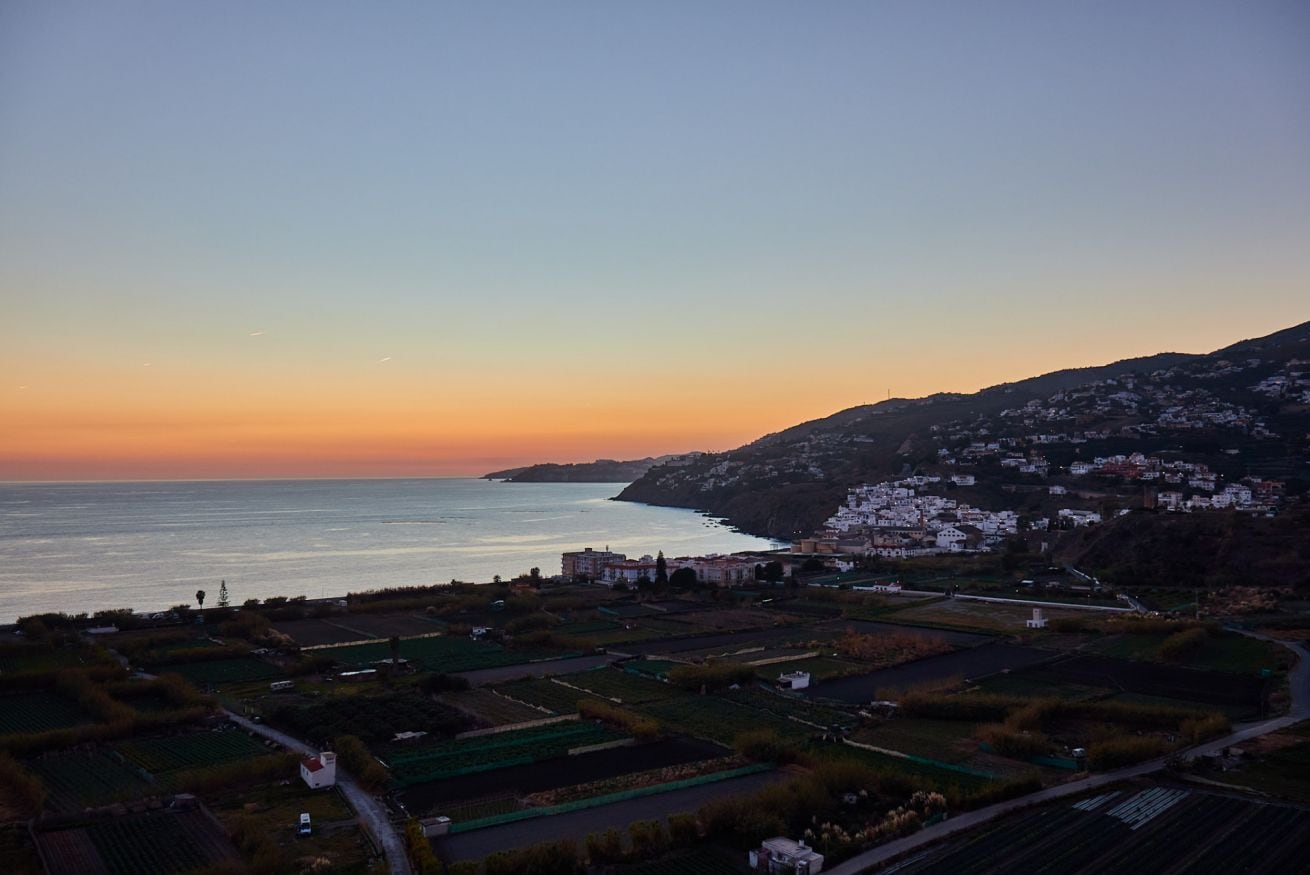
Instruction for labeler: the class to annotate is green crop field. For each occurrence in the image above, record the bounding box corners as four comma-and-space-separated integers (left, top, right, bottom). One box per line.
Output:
313, 634, 565, 673
31, 751, 155, 811
722, 688, 854, 729
493, 678, 596, 714
30, 749, 154, 812
269, 688, 468, 744
165, 657, 280, 686
384, 720, 628, 786
812, 743, 998, 794
116, 730, 270, 775
80, 809, 236, 875
439, 689, 549, 726
639, 696, 811, 746
851, 718, 981, 764
0, 691, 93, 736
0, 646, 102, 675
563, 669, 682, 704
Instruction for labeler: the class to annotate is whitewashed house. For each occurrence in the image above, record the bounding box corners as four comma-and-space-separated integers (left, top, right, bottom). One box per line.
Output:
301, 751, 337, 789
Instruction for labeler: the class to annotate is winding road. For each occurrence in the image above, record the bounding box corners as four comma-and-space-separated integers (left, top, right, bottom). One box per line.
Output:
224, 711, 413, 875
827, 634, 1309, 874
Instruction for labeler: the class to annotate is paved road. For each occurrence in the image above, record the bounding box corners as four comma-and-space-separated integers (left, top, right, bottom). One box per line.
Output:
827, 630, 1310, 874
454, 653, 618, 686
437, 770, 783, 862
225, 711, 412, 875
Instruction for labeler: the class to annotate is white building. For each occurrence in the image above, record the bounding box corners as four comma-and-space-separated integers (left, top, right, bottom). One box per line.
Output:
777, 670, 811, 691
301, 751, 337, 789
750, 837, 825, 874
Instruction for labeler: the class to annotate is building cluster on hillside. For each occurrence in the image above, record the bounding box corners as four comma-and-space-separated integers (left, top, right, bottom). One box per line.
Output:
932, 361, 1285, 460
1250, 359, 1310, 403
809, 479, 1020, 557
560, 547, 759, 588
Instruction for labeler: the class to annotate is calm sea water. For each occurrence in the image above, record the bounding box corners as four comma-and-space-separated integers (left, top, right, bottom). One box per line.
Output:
0, 478, 778, 622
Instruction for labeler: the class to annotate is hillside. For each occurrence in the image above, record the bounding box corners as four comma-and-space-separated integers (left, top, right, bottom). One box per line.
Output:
1055, 505, 1310, 590
483, 455, 684, 483
617, 320, 1310, 540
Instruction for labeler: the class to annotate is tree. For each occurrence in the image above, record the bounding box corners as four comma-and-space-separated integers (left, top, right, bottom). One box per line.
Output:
529, 567, 541, 580
655, 551, 668, 585
216, 580, 230, 608
669, 567, 698, 590
762, 560, 785, 583
195, 589, 206, 611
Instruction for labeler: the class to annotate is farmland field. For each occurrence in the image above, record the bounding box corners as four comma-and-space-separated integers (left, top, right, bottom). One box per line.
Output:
438, 689, 549, 726
638, 696, 811, 745
267, 689, 468, 744
492, 678, 597, 714
384, 720, 629, 786
888, 598, 1094, 633
36, 807, 239, 875
721, 687, 854, 729
751, 655, 866, 683
31, 751, 155, 811
115, 730, 271, 775
851, 718, 981, 764
811, 743, 999, 794
898, 785, 1310, 875
397, 736, 729, 815
804, 643, 1054, 704
1013, 653, 1264, 708
164, 657, 280, 686
313, 634, 564, 673
561, 668, 682, 704
275, 612, 450, 647
0, 646, 102, 675
0, 691, 92, 736
1091, 632, 1291, 674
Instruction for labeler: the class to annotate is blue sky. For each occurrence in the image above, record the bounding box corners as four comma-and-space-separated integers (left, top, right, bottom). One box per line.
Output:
2, 1, 1308, 477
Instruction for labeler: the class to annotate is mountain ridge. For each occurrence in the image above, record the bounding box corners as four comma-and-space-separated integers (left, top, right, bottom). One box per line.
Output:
617, 320, 1310, 540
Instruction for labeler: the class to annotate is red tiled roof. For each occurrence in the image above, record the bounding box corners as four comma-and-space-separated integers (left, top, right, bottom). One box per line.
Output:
302, 757, 325, 772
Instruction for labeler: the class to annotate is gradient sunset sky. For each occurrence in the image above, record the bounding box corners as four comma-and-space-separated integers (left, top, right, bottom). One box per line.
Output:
2, 1, 1308, 480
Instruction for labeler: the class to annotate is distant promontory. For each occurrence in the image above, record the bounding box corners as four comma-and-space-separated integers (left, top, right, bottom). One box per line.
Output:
483, 455, 692, 483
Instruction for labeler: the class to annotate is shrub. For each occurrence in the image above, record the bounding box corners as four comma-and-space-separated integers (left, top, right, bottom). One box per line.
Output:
172, 752, 298, 795
484, 838, 582, 875
404, 819, 442, 875
977, 723, 1052, 758
896, 692, 1022, 721
577, 700, 661, 741
667, 812, 700, 847
733, 728, 798, 764
1180, 713, 1230, 744
0, 753, 45, 815
585, 829, 624, 864
1085, 736, 1171, 770
627, 819, 669, 859
1159, 627, 1208, 661
332, 734, 390, 790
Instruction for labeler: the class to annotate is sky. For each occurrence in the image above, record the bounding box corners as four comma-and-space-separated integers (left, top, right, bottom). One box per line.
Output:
2, 1, 1308, 480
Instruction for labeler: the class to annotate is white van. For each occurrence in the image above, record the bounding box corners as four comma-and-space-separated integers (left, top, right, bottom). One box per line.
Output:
298, 812, 311, 836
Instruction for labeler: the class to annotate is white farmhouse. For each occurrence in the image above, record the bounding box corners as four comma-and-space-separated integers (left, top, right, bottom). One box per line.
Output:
301, 751, 337, 789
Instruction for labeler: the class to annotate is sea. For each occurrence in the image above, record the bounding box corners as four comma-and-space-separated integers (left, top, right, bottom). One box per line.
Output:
0, 478, 780, 623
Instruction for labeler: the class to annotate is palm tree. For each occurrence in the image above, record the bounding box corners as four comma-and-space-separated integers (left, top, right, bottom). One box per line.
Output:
195, 589, 206, 613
